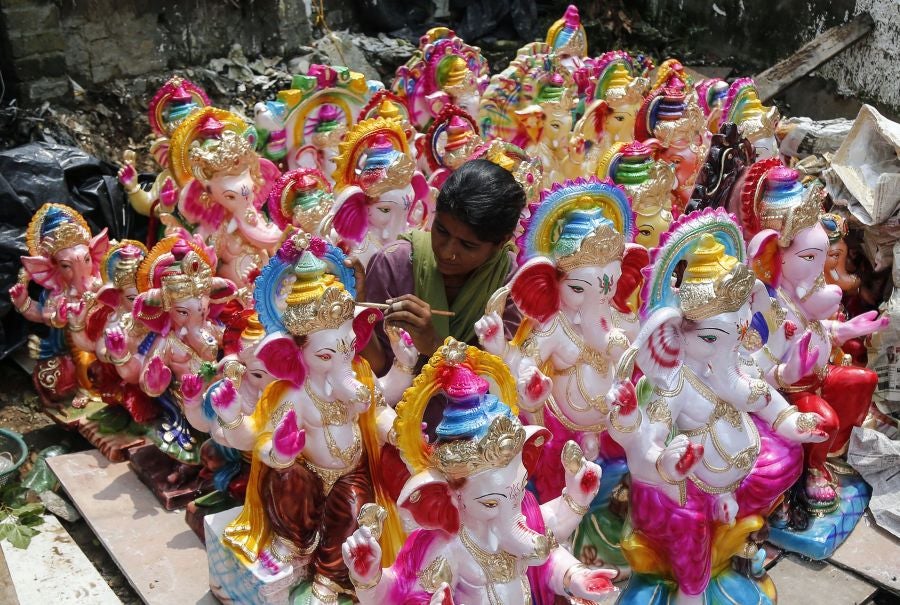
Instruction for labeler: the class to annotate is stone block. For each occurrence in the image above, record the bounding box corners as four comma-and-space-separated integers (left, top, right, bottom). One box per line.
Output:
21, 75, 69, 106
1, 4, 60, 34
7, 29, 65, 58
11, 52, 67, 80
767, 554, 877, 604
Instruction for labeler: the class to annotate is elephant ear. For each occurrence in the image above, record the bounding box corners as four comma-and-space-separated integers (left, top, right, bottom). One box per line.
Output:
522, 426, 552, 477
85, 302, 115, 342
398, 469, 459, 535
133, 290, 171, 334
95, 284, 121, 309
747, 229, 782, 287
510, 258, 560, 324
332, 187, 369, 244
208, 277, 238, 318
21, 256, 58, 291
89, 229, 110, 273
352, 307, 383, 353
257, 335, 306, 387
255, 159, 281, 210
633, 307, 683, 390
179, 179, 225, 229
613, 244, 650, 314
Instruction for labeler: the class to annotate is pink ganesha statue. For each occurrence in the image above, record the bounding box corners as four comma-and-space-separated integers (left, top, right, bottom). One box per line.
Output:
214, 234, 419, 604
476, 178, 648, 503
267, 168, 335, 237
607, 209, 828, 604
341, 338, 618, 604
740, 163, 887, 542
329, 117, 432, 267
10, 203, 109, 406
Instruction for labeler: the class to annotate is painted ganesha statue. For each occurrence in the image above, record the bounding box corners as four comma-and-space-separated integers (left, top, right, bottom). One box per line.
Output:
608, 208, 828, 604
740, 163, 888, 557
341, 338, 618, 604
215, 234, 419, 604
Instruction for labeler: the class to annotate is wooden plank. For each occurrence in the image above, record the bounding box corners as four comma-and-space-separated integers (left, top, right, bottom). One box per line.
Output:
0, 514, 120, 604
47, 450, 218, 605
755, 12, 875, 102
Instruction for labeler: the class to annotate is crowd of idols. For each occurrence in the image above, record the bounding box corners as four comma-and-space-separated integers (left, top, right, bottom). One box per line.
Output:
10, 6, 891, 605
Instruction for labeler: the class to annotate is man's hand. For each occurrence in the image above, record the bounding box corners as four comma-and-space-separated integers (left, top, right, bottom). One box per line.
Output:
384, 294, 440, 357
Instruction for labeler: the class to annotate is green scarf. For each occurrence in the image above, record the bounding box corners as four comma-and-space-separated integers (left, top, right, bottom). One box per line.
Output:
400, 230, 511, 344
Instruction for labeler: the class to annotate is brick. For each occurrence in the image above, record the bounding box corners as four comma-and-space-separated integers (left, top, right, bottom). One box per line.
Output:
7, 29, 65, 58
1, 4, 60, 34
10, 52, 66, 79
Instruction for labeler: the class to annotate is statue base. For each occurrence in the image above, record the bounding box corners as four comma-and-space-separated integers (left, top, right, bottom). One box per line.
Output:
768, 472, 872, 560
572, 457, 630, 568
128, 444, 210, 510
206, 506, 307, 605
41, 394, 105, 429
185, 490, 239, 542
77, 405, 147, 462
619, 568, 776, 605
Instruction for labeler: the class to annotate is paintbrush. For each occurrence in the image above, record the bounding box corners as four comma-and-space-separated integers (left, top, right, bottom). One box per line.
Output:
357, 301, 456, 317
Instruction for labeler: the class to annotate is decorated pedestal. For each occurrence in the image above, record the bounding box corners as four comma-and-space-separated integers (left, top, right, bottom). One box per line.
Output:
767, 471, 872, 560
128, 444, 211, 510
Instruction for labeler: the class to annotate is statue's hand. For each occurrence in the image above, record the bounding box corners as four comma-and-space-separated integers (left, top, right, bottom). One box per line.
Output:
564, 565, 618, 600
117, 162, 138, 191
144, 356, 173, 395
272, 408, 304, 462
517, 366, 551, 411
474, 312, 507, 357
386, 324, 419, 368
180, 373, 204, 406
563, 441, 602, 508
341, 525, 383, 590
779, 331, 818, 384
777, 409, 829, 444
833, 310, 890, 343
105, 327, 128, 361
158, 178, 178, 211
578, 432, 601, 462
658, 434, 704, 483
209, 378, 241, 422
9, 283, 27, 308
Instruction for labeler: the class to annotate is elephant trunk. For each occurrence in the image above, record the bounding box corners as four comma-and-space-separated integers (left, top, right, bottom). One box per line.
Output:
497, 514, 553, 565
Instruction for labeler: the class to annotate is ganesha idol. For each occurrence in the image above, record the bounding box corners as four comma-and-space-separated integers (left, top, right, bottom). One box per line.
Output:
115, 237, 236, 466
391, 28, 489, 130
171, 124, 282, 291
576, 52, 650, 175
740, 163, 887, 558
328, 117, 432, 267
118, 76, 211, 217
477, 179, 646, 499
341, 338, 618, 604
545, 5, 588, 72
211, 235, 419, 605
254, 65, 370, 178
420, 106, 481, 189
635, 85, 708, 215
596, 141, 677, 249
267, 168, 335, 237
721, 78, 780, 161
608, 209, 828, 604
10, 203, 109, 407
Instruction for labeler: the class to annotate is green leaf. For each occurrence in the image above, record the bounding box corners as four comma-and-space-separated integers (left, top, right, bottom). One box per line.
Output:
5, 524, 39, 549
18, 515, 45, 528
12, 503, 44, 517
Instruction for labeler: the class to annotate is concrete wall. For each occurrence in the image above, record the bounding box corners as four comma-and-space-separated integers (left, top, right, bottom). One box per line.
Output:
0, 0, 356, 105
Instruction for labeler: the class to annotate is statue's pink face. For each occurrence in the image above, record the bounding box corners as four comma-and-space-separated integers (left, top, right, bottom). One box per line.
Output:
368, 185, 413, 238
238, 349, 275, 393
782, 225, 842, 318
682, 305, 751, 364
121, 286, 139, 310
659, 145, 701, 208
53, 244, 95, 295
170, 297, 209, 333
208, 169, 255, 215
559, 262, 622, 314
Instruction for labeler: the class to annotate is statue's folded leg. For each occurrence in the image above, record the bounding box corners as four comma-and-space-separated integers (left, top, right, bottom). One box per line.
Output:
261, 461, 326, 559
314, 454, 375, 592
820, 365, 877, 454
786, 391, 838, 482
734, 416, 803, 517
630, 480, 713, 596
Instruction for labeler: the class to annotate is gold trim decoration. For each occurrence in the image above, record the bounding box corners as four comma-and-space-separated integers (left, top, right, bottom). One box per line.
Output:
26, 203, 93, 257
557, 222, 626, 273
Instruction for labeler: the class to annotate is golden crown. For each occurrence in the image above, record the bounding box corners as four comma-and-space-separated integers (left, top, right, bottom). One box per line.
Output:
432, 413, 527, 481
283, 282, 355, 336
758, 183, 825, 247
40, 222, 91, 257
189, 130, 256, 181
160, 250, 213, 309
679, 234, 755, 320
557, 222, 626, 273
631, 162, 677, 214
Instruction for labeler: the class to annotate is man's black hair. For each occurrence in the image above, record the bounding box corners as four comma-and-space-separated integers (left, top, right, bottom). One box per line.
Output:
435, 159, 527, 244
